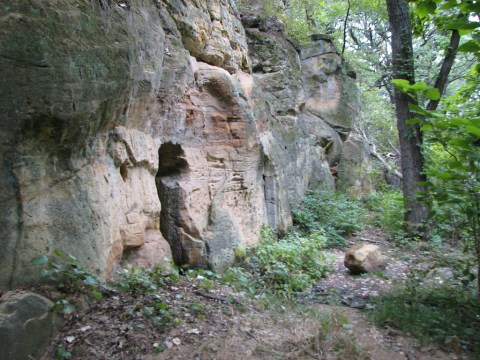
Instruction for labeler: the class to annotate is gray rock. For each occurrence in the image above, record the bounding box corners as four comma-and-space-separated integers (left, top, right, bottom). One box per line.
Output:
344, 244, 387, 274
0, 291, 61, 360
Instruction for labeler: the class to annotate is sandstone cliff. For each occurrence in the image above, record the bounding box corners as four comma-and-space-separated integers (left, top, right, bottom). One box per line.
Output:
0, 0, 369, 289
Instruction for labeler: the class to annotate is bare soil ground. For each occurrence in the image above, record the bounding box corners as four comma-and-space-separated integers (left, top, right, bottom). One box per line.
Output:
40, 228, 470, 360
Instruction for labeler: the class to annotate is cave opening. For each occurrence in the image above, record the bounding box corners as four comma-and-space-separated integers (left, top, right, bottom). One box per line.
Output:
156, 142, 189, 177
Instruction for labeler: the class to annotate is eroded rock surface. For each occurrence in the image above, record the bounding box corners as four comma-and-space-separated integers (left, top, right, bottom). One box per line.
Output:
344, 244, 388, 274
0, 0, 369, 288
0, 291, 61, 360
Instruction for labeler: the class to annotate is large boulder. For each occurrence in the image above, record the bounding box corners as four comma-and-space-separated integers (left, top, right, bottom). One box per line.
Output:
0, 291, 61, 360
344, 244, 387, 274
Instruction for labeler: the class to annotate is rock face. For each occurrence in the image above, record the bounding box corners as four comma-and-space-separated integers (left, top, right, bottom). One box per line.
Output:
344, 244, 387, 274
337, 134, 372, 195
0, 0, 369, 288
0, 291, 60, 360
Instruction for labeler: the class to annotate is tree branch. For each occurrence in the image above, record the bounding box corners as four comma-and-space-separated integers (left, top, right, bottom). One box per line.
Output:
342, 0, 351, 55
370, 144, 403, 180
427, 28, 460, 110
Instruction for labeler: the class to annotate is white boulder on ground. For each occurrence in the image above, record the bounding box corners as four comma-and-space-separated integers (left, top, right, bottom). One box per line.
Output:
344, 244, 387, 274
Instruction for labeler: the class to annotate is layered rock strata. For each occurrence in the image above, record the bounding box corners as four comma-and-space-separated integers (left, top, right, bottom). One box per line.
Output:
0, 0, 368, 288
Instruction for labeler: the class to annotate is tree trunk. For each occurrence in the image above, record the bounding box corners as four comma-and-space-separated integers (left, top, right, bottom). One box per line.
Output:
386, 0, 429, 235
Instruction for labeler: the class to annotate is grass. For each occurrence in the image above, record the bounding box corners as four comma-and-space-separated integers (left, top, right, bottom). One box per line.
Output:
368, 281, 480, 354
198, 295, 371, 360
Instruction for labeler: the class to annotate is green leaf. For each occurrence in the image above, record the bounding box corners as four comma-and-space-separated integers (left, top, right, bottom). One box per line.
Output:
410, 81, 428, 91
31, 255, 48, 265
424, 87, 441, 100
466, 125, 480, 137
54, 249, 65, 258
438, 1, 459, 11
444, 18, 478, 30
406, 118, 423, 125
457, 40, 480, 53
91, 287, 103, 301
416, 1, 436, 18
459, 22, 480, 30
459, 28, 476, 36
408, 103, 428, 115
461, 2, 480, 14
392, 79, 410, 89
432, 171, 452, 179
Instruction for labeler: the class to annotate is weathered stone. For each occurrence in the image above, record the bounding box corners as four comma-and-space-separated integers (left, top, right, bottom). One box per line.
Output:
122, 230, 173, 269
0, 291, 60, 360
0, 0, 367, 288
344, 244, 387, 274
337, 134, 372, 195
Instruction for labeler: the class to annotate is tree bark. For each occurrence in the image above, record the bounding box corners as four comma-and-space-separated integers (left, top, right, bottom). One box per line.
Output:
386, 0, 429, 235
427, 29, 460, 111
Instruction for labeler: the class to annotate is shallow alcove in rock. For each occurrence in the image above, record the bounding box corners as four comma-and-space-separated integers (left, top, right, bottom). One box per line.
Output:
156, 142, 189, 177
155, 142, 201, 268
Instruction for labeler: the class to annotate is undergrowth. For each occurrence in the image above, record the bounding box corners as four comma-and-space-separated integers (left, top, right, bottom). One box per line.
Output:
224, 226, 333, 295
368, 280, 480, 355
293, 189, 366, 247
365, 188, 405, 240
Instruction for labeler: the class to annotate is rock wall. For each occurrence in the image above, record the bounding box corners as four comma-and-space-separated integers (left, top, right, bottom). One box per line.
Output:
0, 0, 368, 289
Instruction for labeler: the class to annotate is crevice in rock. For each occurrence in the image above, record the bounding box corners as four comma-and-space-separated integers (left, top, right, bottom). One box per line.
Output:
119, 163, 129, 181
263, 157, 277, 232
155, 142, 189, 265
263, 175, 277, 231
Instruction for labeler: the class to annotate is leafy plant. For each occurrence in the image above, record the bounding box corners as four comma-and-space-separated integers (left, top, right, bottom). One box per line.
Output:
55, 344, 72, 360
368, 271, 480, 354
224, 226, 333, 295
293, 189, 366, 247
31, 249, 103, 303
112, 265, 178, 295
366, 189, 405, 240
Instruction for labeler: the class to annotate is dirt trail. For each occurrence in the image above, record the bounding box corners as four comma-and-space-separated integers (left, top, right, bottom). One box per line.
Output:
42, 228, 468, 360
146, 228, 462, 360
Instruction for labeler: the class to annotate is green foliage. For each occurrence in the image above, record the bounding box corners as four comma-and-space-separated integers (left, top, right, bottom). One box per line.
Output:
366, 189, 405, 240
112, 265, 178, 295
398, 68, 480, 288
293, 189, 366, 247
55, 344, 72, 360
224, 226, 332, 294
368, 272, 480, 353
31, 248, 103, 312
358, 89, 398, 154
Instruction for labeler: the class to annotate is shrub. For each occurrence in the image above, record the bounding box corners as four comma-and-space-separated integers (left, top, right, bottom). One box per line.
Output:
368, 278, 480, 354
224, 226, 333, 294
32, 249, 102, 301
365, 189, 405, 240
293, 189, 366, 247
112, 265, 178, 295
